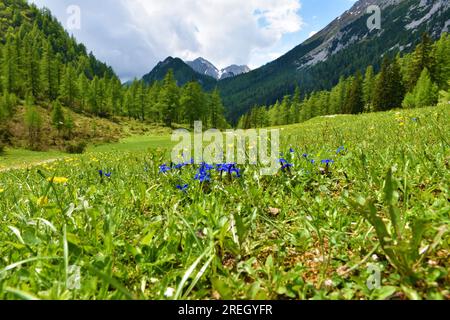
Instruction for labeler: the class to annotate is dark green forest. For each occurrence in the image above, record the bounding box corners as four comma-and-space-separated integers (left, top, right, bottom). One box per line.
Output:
237, 33, 450, 129
217, 0, 450, 122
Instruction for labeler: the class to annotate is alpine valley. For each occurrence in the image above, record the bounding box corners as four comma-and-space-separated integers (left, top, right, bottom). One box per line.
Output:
0, 0, 449, 302
141, 0, 450, 122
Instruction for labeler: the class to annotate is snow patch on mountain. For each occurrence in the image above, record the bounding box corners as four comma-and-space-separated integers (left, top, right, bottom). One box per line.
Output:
406, 1, 446, 30
186, 57, 250, 80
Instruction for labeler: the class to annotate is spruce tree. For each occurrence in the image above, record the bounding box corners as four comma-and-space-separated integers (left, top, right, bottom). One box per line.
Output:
291, 86, 301, 123
373, 57, 404, 111
363, 66, 375, 112
158, 70, 179, 128
406, 33, 436, 91
433, 34, 450, 90
180, 81, 204, 128
345, 72, 364, 114
208, 88, 226, 129
412, 69, 434, 108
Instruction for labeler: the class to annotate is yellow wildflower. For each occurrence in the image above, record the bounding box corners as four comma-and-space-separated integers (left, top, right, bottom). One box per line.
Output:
37, 196, 49, 206
47, 177, 69, 184
0, 189, 5, 193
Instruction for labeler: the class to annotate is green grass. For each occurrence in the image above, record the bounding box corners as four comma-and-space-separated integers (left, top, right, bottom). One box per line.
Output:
0, 105, 449, 300
87, 135, 175, 153
0, 134, 175, 170
0, 148, 67, 170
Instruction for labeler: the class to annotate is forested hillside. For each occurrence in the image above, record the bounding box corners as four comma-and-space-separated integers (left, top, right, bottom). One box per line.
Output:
237, 33, 450, 128
218, 0, 450, 122
0, 0, 228, 151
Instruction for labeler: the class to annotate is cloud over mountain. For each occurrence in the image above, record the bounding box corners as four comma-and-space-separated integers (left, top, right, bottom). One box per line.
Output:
30, 0, 304, 81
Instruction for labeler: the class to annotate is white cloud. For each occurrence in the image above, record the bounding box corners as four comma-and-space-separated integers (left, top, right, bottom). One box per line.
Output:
30, 0, 304, 80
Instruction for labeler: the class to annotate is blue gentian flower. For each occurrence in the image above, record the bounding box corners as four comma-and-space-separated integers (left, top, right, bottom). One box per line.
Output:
200, 162, 214, 171
99, 170, 111, 178
195, 170, 211, 183
216, 163, 242, 178
303, 153, 309, 158
159, 164, 171, 173
176, 184, 189, 192
290, 148, 295, 153
280, 158, 293, 171
336, 146, 345, 154
175, 163, 185, 169
310, 159, 316, 164
321, 159, 335, 166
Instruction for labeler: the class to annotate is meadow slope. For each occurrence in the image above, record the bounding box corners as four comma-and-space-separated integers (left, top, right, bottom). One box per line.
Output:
0, 105, 449, 300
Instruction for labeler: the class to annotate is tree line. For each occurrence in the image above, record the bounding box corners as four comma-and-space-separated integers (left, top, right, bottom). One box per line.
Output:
237, 33, 450, 129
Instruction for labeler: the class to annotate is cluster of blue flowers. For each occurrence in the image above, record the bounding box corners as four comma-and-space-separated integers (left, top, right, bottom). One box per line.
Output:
216, 163, 241, 178
160, 147, 345, 191
159, 159, 243, 192
159, 164, 172, 173
176, 184, 189, 192
99, 170, 112, 178
321, 159, 335, 166
284, 147, 341, 170
194, 162, 213, 183
279, 158, 293, 171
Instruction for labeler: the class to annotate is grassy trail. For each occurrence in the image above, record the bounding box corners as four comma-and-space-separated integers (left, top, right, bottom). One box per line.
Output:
0, 135, 174, 171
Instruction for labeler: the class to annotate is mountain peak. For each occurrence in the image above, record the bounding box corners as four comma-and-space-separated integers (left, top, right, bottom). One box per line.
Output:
186, 57, 250, 80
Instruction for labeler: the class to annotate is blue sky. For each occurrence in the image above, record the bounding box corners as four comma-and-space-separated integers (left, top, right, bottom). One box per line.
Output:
261, 0, 358, 66
30, 0, 357, 81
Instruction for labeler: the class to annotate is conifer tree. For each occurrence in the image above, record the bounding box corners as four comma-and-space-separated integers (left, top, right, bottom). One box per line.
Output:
363, 66, 375, 112
346, 72, 364, 114
40, 40, 58, 101
433, 34, 450, 90
406, 33, 435, 91
280, 95, 291, 125
51, 100, 65, 134
60, 64, 79, 109
402, 68, 438, 109
180, 81, 204, 128
158, 70, 179, 127
209, 88, 226, 129
373, 57, 404, 111
1, 35, 19, 94
24, 94, 42, 149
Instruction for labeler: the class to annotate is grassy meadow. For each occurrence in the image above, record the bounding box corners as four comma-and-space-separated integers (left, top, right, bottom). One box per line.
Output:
0, 105, 449, 300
